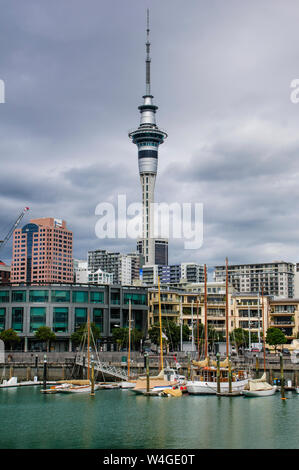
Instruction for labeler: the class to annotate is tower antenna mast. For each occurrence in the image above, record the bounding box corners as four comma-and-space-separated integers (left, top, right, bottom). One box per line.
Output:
146, 8, 151, 95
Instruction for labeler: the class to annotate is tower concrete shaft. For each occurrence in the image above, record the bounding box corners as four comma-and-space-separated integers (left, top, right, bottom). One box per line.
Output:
128, 10, 167, 265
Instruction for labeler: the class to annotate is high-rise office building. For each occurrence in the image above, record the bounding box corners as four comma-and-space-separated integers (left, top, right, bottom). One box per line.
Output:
129, 11, 167, 265
11, 218, 73, 284
137, 238, 168, 266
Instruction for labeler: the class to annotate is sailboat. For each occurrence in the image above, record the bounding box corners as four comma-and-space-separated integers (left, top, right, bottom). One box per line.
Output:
186, 261, 249, 395
119, 299, 138, 389
49, 309, 100, 394
243, 285, 276, 397
131, 277, 184, 396
243, 373, 277, 397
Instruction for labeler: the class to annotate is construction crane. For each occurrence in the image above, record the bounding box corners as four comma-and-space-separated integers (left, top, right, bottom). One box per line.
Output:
0, 207, 30, 253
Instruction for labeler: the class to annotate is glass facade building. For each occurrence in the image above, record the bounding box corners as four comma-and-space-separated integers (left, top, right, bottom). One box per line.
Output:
0, 284, 148, 351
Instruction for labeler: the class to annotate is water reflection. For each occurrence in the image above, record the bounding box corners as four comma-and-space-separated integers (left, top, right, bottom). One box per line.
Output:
1, 388, 299, 449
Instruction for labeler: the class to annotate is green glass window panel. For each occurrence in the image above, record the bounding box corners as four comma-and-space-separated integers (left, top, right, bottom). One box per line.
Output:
90, 291, 104, 303
75, 308, 87, 329
12, 290, 26, 302
73, 291, 88, 303
12, 307, 24, 332
123, 293, 147, 305
111, 292, 120, 304
30, 307, 46, 332
0, 308, 5, 331
29, 290, 49, 303
134, 311, 143, 330
53, 307, 68, 332
0, 291, 9, 303
93, 308, 103, 332
51, 290, 70, 303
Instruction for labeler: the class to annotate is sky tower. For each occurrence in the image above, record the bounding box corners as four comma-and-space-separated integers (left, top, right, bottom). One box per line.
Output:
129, 10, 168, 265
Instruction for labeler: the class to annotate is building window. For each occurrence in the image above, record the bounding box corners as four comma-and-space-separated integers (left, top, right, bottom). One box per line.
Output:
53, 307, 68, 333
75, 308, 87, 329
12, 290, 26, 303
111, 292, 120, 305
30, 307, 46, 332
51, 290, 70, 303
90, 291, 104, 304
0, 308, 5, 331
124, 293, 147, 305
29, 290, 49, 303
0, 291, 9, 303
93, 308, 103, 332
12, 307, 24, 332
73, 291, 88, 303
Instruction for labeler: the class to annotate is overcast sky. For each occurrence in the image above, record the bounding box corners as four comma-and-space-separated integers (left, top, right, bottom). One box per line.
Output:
1, 0, 299, 271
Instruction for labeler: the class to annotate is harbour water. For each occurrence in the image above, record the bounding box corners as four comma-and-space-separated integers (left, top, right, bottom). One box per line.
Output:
1, 387, 299, 449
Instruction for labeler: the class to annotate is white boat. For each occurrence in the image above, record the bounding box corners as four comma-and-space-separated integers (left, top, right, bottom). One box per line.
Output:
187, 377, 248, 395
296, 387, 299, 394
59, 383, 100, 394
119, 381, 136, 389
130, 367, 184, 395
186, 357, 249, 395
242, 373, 277, 397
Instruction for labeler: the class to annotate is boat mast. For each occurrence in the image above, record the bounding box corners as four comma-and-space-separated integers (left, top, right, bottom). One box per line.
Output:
128, 298, 131, 379
158, 276, 163, 370
261, 284, 266, 372
204, 264, 208, 358
87, 308, 90, 381
225, 257, 229, 358
196, 299, 200, 360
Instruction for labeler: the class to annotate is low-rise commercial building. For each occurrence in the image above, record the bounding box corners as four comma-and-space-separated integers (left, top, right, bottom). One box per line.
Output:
0, 284, 148, 352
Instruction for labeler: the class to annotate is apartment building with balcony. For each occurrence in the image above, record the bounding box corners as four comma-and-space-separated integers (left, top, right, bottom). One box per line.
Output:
214, 261, 294, 298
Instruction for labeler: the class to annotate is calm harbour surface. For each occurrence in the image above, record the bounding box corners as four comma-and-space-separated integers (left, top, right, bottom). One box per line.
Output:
0, 387, 299, 449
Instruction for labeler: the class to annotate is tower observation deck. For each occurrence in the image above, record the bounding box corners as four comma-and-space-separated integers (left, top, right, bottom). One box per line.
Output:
128, 10, 168, 265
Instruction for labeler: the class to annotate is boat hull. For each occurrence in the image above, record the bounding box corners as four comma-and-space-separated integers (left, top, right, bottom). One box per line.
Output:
187, 379, 248, 395
243, 387, 277, 397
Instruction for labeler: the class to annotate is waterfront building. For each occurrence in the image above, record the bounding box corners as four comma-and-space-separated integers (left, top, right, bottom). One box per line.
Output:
0, 261, 10, 285
140, 263, 204, 286
10, 218, 73, 284
126, 251, 144, 284
129, 13, 167, 265
180, 263, 204, 283
214, 261, 294, 298
88, 250, 135, 285
268, 298, 299, 341
148, 285, 299, 343
73, 259, 88, 283
88, 268, 113, 285
0, 284, 148, 352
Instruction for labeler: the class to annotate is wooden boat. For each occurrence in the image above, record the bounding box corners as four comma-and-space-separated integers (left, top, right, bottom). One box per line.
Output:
187, 262, 248, 395
187, 358, 248, 395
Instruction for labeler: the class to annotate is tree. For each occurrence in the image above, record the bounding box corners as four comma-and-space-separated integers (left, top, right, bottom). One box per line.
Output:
111, 327, 144, 351
0, 329, 20, 351
35, 326, 56, 352
71, 322, 101, 347
266, 327, 286, 353
229, 328, 259, 350
148, 320, 190, 351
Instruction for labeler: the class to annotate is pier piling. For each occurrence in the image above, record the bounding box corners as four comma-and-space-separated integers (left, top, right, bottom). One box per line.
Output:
43, 355, 47, 391
145, 353, 150, 393
280, 353, 286, 400
255, 355, 259, 378
91, 358, 95, 397
228, 356, 232, 394
216, 353, 220, 394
